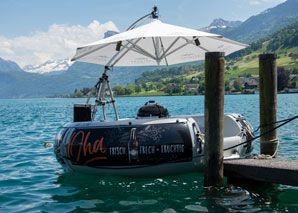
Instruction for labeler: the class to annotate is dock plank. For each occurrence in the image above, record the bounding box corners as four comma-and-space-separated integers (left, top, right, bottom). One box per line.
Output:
224, 159, 298, 186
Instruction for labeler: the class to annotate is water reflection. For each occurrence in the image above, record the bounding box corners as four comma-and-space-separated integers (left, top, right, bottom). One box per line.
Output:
49, 171, 298, 212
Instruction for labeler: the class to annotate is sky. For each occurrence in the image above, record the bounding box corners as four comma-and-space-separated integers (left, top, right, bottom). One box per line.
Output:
0, 0, 286, 67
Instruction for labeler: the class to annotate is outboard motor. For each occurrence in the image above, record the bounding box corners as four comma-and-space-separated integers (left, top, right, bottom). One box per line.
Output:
137, 100, 169, 118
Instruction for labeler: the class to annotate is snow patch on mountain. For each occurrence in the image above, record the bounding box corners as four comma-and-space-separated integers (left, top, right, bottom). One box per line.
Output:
200, 18, 242, 32
23, 58, 74, 74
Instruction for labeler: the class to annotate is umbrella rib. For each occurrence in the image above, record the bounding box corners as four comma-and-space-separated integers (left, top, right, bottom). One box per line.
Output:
127, 40, 156, 60
167, 36, 204, 57
180, 36, 210, 52
130, 47, 156, 60
159, 37, 181, 59
159, 37, 168, 66
152, 37, 159, 62
109, 38, 142, 66
197, 45, 209, 52
71, 43, 111, 61
165, 42, 190, 58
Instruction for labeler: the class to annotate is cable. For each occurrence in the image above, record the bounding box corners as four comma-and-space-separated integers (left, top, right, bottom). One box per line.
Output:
254, 115, 298, 132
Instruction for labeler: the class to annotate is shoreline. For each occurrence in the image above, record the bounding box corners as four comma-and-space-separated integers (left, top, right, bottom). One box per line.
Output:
46, 91, 298, 99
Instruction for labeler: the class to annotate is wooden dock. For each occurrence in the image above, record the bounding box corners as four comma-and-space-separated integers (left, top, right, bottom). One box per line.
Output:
224, 158, 298, 187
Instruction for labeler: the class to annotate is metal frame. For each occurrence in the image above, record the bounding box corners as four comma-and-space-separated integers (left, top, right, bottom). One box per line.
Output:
86, 66, 119, 121
88, 6, 159, 121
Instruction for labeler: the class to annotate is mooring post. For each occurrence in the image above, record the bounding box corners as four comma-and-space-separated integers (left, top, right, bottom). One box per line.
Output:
259, 53, 279, 157
204, 52, 225, 187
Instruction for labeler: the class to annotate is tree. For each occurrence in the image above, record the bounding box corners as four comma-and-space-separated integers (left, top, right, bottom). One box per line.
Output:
124, 87, 133, 95
277, 67, 289, 91
141, 83, 148, 91
164, 87, 171, 95
233, 79, 242, 91
135, 85, 141, 93
233, 66, 239, 71
112, 85, 125, 96
149, 84, 154, 91
81, 87, 91, 96
198, 81, 205, 94
74, 90, 83, 98
290, 77, 297, 88
172, 86, 182, 94
225, 80, 231, 92
145, 85, 150, 91
156, 82, 163, 90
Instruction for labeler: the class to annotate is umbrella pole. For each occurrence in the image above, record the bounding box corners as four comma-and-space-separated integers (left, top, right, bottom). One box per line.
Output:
90, 66, 119, 121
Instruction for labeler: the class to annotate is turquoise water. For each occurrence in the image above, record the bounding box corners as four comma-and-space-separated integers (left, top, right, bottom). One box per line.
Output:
0, 94, 297, 212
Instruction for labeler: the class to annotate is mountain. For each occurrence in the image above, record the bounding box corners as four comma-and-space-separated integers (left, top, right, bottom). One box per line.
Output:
0, 56, 202, 98
226, 0, 298, 43
201, 0, 298, 44
0, 57, 24, 72
199, 18, 242, 34
0, 59, 156, 98
23, 59, 74, 75
104, 30, 119, 38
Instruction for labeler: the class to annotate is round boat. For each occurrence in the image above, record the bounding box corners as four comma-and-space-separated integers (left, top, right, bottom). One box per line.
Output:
54, 102, 254, 177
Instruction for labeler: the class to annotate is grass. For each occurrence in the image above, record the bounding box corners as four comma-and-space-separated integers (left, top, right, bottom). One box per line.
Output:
227, 46, 298, 78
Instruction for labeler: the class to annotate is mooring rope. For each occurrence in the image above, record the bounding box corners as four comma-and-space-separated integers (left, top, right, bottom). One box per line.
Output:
254, 115, 298, 132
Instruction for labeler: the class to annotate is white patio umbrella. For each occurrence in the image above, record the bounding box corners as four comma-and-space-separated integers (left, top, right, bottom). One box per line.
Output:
71, 19, 248, 67
71, 7, 249, 121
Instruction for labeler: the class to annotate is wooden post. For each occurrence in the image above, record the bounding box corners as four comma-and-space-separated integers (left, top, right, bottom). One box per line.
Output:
204, 52, 225, 187
259, 53, 279, 157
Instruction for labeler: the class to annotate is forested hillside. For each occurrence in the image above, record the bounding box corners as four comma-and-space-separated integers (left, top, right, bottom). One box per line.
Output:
227, 20, 298, 60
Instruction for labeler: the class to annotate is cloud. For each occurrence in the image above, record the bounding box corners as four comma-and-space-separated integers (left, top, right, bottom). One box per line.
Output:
249, 1, 261, 5
249, 0, 286, 5
262, 0, 286, 2
0, 20, 119, 67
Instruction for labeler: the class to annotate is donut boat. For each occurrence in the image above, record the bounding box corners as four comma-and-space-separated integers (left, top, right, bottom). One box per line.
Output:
54, 102, 254, 177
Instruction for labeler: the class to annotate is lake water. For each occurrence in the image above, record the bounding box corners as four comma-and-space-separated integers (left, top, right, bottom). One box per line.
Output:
0, 94, 297, 212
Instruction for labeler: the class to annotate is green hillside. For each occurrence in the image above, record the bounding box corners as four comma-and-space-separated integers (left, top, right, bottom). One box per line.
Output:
226, 20, 298, 78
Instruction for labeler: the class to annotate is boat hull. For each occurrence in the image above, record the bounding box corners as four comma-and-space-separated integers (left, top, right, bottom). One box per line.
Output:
54, 114, 254, 177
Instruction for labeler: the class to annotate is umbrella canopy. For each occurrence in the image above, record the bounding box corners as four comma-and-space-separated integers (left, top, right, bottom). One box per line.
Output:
72, 19, 248, 67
